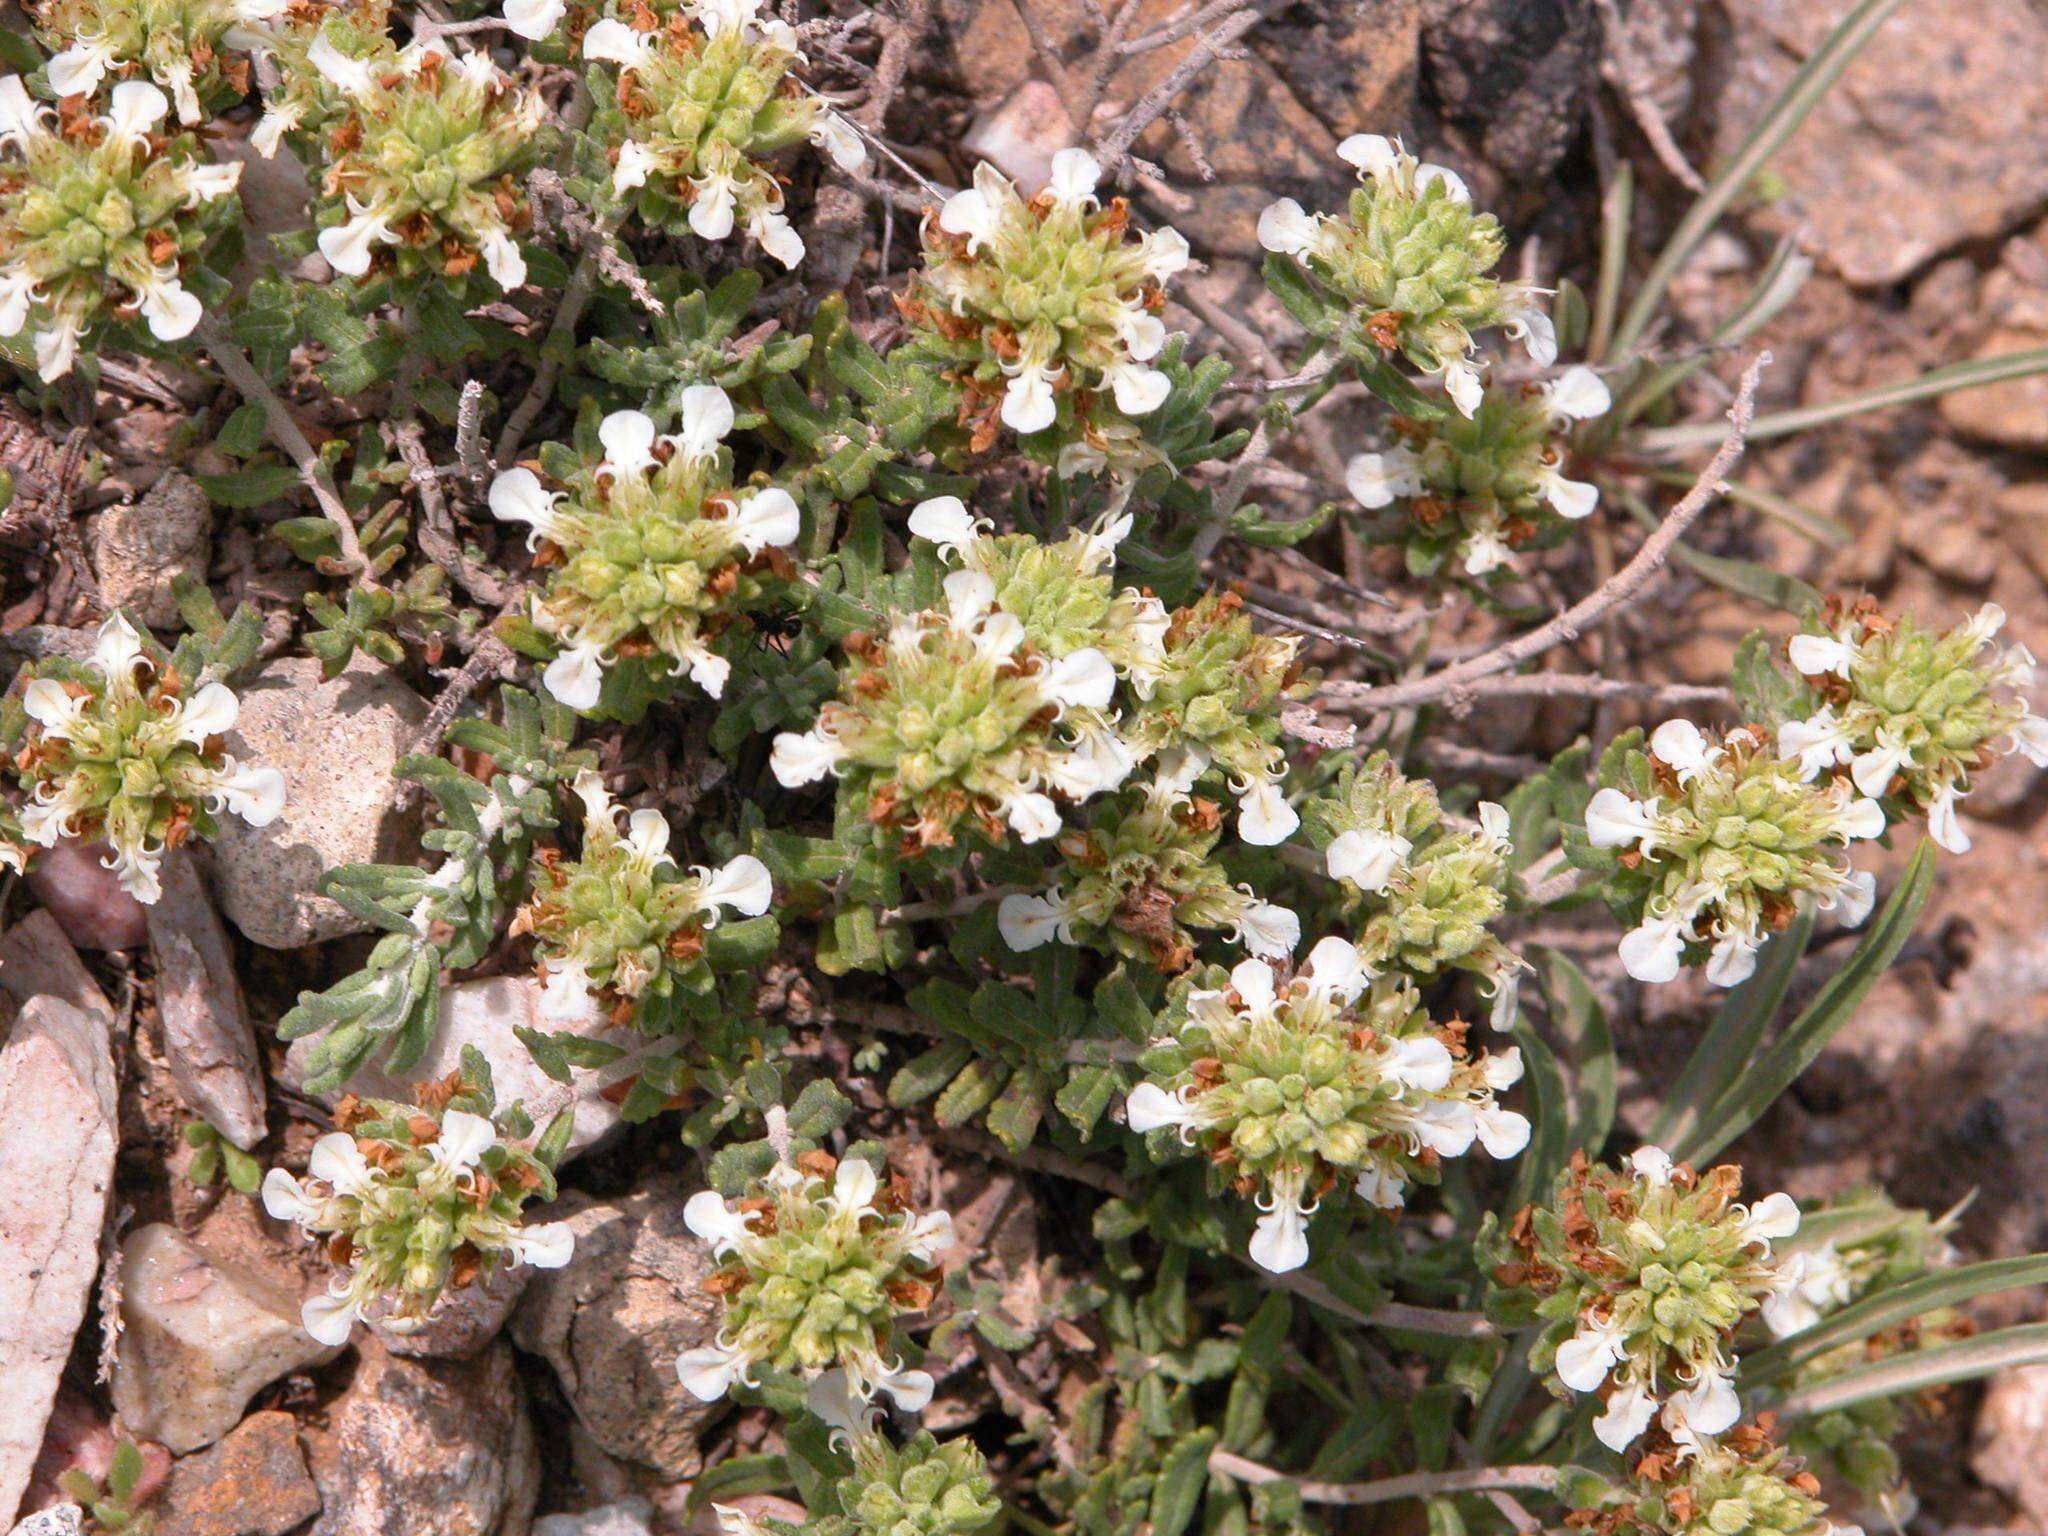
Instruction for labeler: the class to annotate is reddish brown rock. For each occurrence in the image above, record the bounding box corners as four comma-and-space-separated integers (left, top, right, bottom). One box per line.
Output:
157, 1413, 320, 1536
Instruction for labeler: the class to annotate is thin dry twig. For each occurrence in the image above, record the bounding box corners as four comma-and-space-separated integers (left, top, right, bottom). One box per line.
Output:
1208, 1451, 1559, 1506
1323, 672, 1735, 708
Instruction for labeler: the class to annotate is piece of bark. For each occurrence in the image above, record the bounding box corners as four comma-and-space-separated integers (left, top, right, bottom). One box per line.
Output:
0, 996, 119, 1527
144, 853, 266, 1150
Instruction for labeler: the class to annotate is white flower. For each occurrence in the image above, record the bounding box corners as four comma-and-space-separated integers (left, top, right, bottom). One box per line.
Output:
1779, 707, 1856, 780
308, 1131, 377, 1196
1139, 226, 1190, 281
509, 1221, 576, 1268
749, 205, 805, 269
1335, 133, 1399, 177
873, 1360, 935, 1414
729, 487, 799, 556
803, 1369, 883, 1446
938, 184, 1000, 254
488, 467, 565, 548
1233, 775, 1298, 846
538, 958, 595, 1021
34, 313, 85, 382
503, 0, 566, 39
612, 140, 657, 194
1584, 787, 1667, 854
1475, 1103, 1531, 1157
1628, 1146, 1675, 1184
1442, 357, 1482, 418
1662, 1370, 1739, 1443
770, 726, 848, 787
301, 1288, 363, 1347
684, 1189, 760, 1260
810, 112, 867, 172
1125, 1082, 1200, 1136
1383, 1035, 1453, 1092
1961, 601, 2007, 652
250, 101, 304, 158
1505, 302, 1558, 367
1325, 827, 1411, 892
1543, 366, 1610, 422
1000, 360, 1059, 434
675, 1338, 753, 1401
1835, 796, 1887, 842
1345, 446, 1423, 509
431, 1110, 498, 1174
1000, 787, 1061, 842
1848, 732, 1915, 798
480, 230, 527, 292
581, 18, 656, 69
598, 409, 661, 477
828, 1156, 880, 1216
1705, 929, 1759, 988
1103, 359, 1171, 417
1926, 782, 1969, 853
1039, 647, 1116, 713
47, 37, 120, 99
1788, 628, 1858, 678
1247, 1173, 1314, 1274
1649, 719, 1719, 785
1046, 147, 1100, 210
22, 678, 88, 740
306, 34, 380, 98
260, 1168, 325, 1225
543, 642, 607, 712
129, 268, 203, 341
998, 889, 1077, 952
1739, 1191, 1801, 1251
318, 198, 400, 277
673, 384, 736, 463
1299, 934, 1369, 1002
906, 495, 985, 559
201, 762, 287, 827
1555, 1312, 1629, 1392
1592, 1380, 1659, 1452
1462, 522, 1514, 576
1618, 905, 1690, 985
0, 269, 39, 339
1255, 197, 1321, 257
1414, 163, 1470, 204
1536, 463, 1599, 520
693, 854, 774, 920
1229, 897, 1300, 961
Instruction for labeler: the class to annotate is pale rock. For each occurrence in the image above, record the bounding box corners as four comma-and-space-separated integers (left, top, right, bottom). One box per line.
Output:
146, 851, 266, 1149
370, 1261, 529, 1360
1994, 482, 2048, 587
532, 1501, 652, 1536
1939, 326, 2048, 452
0, 997, 117, 1527
207, 656, 429, 949
509, 1179, 725, 1476
1710, 0, 2048, 287
285, 975, 623, 1160
1898, 514, 1996, 588
307, 1340, 537, 1536
24, 840, 149, 952
157, 1411, 322, 1536
7, 1506, 84, 1536
1973, 1362, 2048, 1526
961, 80, 1076, 194
91, 470, 211, 629
110, 1224, 343, 1455
0, 910, 117, 1020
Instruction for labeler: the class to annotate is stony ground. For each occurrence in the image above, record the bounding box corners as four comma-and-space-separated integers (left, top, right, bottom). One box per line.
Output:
6, 0, 2048, 1533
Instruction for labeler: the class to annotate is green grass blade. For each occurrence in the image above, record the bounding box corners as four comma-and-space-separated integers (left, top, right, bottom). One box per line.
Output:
1640, 346, 2048, 451
1674, 841, 1935, 1164
1649, 907, 1816, 1150
1619, 237, 1814, 421
1743, 1255, 2048, 1387
1587, 162, 1634, 365
1609, 0, 1910, 361
1775, 1323, 2048, 1419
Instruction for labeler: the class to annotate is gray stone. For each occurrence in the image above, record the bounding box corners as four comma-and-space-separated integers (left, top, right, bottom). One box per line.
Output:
1709, 0, 2048, 287
7, 1506, 84, 1536
90, 470, 211, 629
1973, 1362, 2048, 1527
110, 1224, 343, 1455
308, 1341, 536, 1536
0, 996, 117, 1527
509, 1179, 724, 1477
146, 851, 266, 1149
207, 656, 429, 949
370, 1261, 529, 1361
285, 976, 624, 1161
532, 1501, 651, 1536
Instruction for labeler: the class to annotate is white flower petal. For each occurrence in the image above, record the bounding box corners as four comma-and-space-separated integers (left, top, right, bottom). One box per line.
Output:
1543, 366, 1610, 422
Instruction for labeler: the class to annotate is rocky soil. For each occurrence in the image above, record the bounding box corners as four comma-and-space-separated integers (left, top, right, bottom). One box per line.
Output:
6, 0, 2048, 1532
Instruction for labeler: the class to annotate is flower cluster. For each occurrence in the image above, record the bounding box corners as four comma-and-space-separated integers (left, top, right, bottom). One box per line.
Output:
1348, 367, 1612, 577
1567, 1417, 1849, 1536
997, 751, 1300, 968
0, 78, 241, 379
1125, 940, 1529, 1274
774, 503, 1304, 858
583, 0, 864, 268
717, 1388, 1002, 1536
35, 0, 283, 122
675, 1154, 953, 1412
10, 613, 284, 902
902, 148, 1189, 442
1779, 598, 2048, 854
1306, 753, 1521, 1003
281, 21, 547, 290
1258, 134, 1550, 414
262, 1089, 574, 1345
1583, 720, 1884, 986
1486, 1148, 1806, 1452
515, 770, 774, 1025
492, 389, 801, 711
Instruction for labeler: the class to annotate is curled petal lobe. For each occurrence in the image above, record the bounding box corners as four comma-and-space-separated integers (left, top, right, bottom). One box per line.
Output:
1336, 133, 1398, 175
730, 487, 800, 555
308, 1132, 376, 1197
1047, 147, 1101, 208
998, 891, 1071, 952
1592, 1381, 1658, 1451
543, 644, 606, 712
1000, 363, 1059, 434
675, 1341, 750, 1402
696, 854, 773, 918
1247, 1196, 1312, 1274
1040, 647, 1116, 712
261, 1169, 321, 1225
487, 467, 563, 547
1234, 777, 1298, 846
510, 1221, 576, 1268
770, 727, 847, 787
598, 410, 660, 476
1788, 632, 1855, 677
677, 385, 736, 461
1346, 447, 1423, 509
301, 1290, 362, 1348
1507, 304, 1558, 366
683, 1190, 756, 1256
434, 1110, 497, 1171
